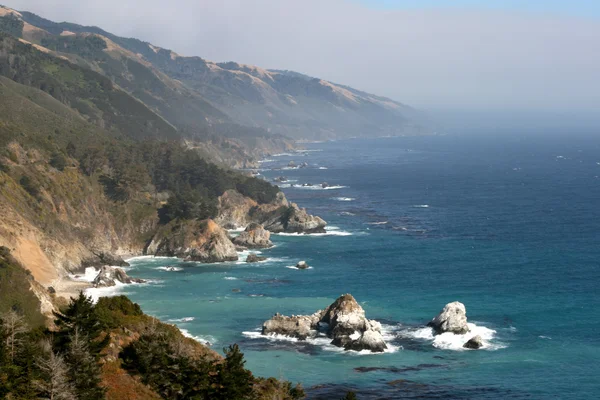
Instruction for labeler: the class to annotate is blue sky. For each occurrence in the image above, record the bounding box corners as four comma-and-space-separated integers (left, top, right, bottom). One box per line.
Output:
360, 0, 600, 17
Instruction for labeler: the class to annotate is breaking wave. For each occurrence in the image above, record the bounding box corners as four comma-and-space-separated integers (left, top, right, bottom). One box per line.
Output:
398, 323, 506, 351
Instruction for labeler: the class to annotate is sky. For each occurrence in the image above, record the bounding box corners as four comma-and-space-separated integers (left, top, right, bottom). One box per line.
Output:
5, 0, 600, 115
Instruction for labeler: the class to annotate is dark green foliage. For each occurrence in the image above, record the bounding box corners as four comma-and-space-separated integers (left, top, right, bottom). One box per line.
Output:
49, 151, 67, 171
343, 391, 358, 400
0, 247, 45, 327
208, 344, 255, 400
66, 330, 105, 400
122, 339, 260, 399
95, 295, 143, 329
53, 292, 110, 357
158, 191, 216, 224
121, 331, 212, 399
19, 175, 40, 198
0, 15, 23, 38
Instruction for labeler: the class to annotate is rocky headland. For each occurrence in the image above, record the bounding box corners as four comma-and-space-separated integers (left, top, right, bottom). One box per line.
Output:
144, 219, 239, 263
262, 294, 388, 353
216, 189, 327, 234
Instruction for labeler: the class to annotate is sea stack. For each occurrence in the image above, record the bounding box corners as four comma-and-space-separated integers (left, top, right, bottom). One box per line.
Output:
428, 301, 470, 335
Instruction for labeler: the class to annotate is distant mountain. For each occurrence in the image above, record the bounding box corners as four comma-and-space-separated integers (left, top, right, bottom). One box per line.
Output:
6, 6, 427, 140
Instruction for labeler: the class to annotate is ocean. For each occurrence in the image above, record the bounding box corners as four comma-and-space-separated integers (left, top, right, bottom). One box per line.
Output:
92, 133, 600, 399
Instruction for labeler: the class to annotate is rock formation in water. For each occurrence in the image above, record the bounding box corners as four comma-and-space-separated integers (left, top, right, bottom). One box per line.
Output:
92, 266, 145, 287
261, 294, 387, 352
145, 219, 238, 263
232, 223, 273, 248
463, 335, 483, 349
295, 261, 310, 269
262, 203, 327, 234
428, 301, 470, 334
246, 253, 267, 263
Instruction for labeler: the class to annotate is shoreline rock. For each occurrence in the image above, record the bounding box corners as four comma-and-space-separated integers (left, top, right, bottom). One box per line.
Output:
428, 301, 470, 335
463, 335, 483, 349
246, 253, 267, 263
261, 294, 387, 353
92, 266, 145, 288
233, 223, 273, 248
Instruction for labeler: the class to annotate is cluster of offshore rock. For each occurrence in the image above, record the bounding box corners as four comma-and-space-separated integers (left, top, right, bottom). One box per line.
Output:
92, 265, 145, 288
428, 301, 483, 349
262, 298, 485, 352
262, 294, 388, 353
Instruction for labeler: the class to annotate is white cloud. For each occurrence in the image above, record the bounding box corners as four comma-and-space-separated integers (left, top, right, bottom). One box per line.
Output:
5, 0, 600, 111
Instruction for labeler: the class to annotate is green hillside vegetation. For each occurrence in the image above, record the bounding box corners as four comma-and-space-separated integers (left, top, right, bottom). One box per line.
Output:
0, 272, 305, 399
0, 246, 46, 327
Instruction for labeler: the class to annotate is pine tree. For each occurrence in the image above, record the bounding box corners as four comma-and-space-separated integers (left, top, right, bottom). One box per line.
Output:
34, 340, 77, 400
209, 344, 255, 400
53, 292, 109, 356
66, 328, 105, 400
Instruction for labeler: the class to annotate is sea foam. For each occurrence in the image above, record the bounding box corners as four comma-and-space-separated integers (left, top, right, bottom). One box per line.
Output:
399, 323, 505, 351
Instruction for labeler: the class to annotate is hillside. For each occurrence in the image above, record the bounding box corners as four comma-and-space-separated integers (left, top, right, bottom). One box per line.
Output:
10, 6, 427, 140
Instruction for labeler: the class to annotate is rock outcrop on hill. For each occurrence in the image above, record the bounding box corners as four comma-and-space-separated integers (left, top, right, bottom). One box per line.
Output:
261, 294, 387, 352
145, 219, 238, 263
428, 301, 470, 334
232, 223, 273, 248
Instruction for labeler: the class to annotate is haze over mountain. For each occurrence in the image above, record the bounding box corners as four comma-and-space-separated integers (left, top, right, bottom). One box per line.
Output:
0, 5, 426, 140
5, 0, 600, 129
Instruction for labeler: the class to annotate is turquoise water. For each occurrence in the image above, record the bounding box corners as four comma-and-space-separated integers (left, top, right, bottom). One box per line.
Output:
108, 134, 600, 399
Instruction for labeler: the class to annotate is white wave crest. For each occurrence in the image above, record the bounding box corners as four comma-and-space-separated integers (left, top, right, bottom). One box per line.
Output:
168, 317, 195, 323
366, 221, 388, 225
155, 266, 183, 272
243, 328, 397, 354
293, 184, 347, 190
224, 277, 238, 280
70, 267, 99, 283
412, 204, 430, 208
401, 323, 506, 351
275, 230, 354, 237
180, 329, 216, 345
319, 167, 328, 170
285, 265, 314, 270
333, 197, 355, 202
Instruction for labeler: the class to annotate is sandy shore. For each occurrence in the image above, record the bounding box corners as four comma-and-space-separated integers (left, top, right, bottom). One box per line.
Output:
52, 276, 92, 300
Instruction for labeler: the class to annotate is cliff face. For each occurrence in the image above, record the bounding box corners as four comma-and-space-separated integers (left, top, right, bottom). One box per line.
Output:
0, 143, 158, 289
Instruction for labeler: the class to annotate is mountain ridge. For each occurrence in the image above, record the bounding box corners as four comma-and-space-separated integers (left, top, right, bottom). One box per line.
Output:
8, 5, 428, 140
